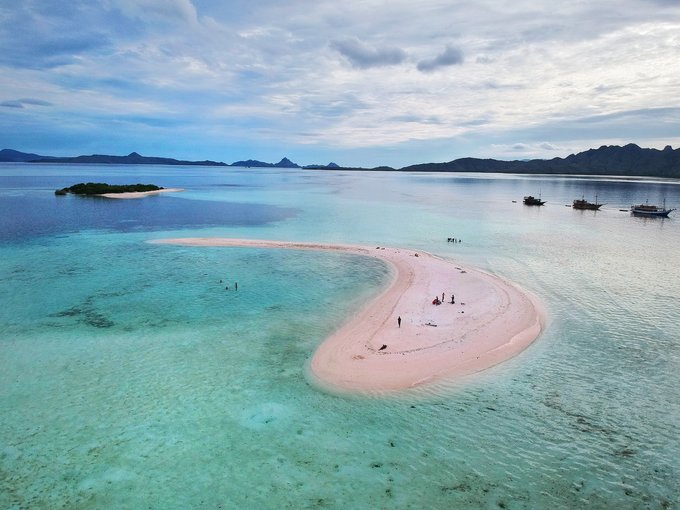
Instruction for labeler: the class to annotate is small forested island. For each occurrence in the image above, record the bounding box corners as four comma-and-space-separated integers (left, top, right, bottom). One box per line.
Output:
55, 182, 163, 196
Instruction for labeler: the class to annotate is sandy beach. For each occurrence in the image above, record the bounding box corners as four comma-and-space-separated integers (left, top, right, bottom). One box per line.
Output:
99, 188, 184, 199
152, 238, 545, 393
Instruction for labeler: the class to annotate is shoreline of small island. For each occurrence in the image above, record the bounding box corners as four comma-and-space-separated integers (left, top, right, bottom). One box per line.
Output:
55, 182, 184, 198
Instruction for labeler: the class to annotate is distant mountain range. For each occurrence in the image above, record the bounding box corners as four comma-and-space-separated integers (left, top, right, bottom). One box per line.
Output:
398, 144, 680, 178
2, 144, 678, 178
0, 149, 57, 162
0, 150, 228, 166
228, 157, 340, 169
0, 150, 336, 169
231, 157, 299, 168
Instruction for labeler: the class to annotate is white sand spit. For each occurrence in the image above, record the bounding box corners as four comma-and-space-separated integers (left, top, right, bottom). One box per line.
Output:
151, 238, 545, 394
98, 188, 184, 199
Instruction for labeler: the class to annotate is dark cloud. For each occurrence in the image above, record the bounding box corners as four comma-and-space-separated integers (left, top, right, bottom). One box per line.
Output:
460, 118, 490, 127
392, 114, 443, 125
19, 98, 52, 106
330, 38, 406, 69
0, 101, 23, 109
417, 45, 464, 72
1, 98, 53, 108
301, 93, 369, 118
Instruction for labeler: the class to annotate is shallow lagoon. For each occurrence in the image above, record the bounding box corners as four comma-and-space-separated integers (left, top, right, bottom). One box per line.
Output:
1, 164, 678, 508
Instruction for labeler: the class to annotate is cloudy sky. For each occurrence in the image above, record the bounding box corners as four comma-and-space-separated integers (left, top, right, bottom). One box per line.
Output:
1, 0, 679, 167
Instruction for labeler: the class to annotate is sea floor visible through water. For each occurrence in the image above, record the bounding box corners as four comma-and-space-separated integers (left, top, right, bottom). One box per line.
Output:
0, 164, 678, 509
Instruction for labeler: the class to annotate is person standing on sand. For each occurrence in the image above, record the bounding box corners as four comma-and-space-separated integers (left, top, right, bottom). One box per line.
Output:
398, 316, 401, 328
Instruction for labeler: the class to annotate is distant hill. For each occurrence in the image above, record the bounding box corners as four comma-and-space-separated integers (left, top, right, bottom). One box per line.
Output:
0, 149, 55, 162
304, 162, 341, 169
230, 157, 300, 168
26, 151, 227, 166
400, 144, 680, 178
3, 144, 679, 177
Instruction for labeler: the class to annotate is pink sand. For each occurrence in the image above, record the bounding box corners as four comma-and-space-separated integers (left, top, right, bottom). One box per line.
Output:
152, 238, 545, 394
98, 188, 184, 199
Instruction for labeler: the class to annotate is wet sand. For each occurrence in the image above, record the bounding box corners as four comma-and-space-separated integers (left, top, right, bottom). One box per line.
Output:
99, 188, 184, 199
152, 238, 545, 394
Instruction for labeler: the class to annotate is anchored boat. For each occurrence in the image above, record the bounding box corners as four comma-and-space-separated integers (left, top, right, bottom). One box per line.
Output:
573, 194, 603, 210
630, 200, 675, 217
523, 195, 545, 206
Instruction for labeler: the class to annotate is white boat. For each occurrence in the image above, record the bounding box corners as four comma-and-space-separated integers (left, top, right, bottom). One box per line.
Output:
630, 200, 675, 217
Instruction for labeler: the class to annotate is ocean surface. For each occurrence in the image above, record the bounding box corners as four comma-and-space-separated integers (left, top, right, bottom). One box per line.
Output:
1, 163, 678, 509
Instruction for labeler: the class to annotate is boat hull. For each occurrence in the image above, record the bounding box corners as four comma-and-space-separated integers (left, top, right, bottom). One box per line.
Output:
631, 209, 672, 217
630, 203, 675, 217
572, 197, 603, 210
523, 196, 545, 206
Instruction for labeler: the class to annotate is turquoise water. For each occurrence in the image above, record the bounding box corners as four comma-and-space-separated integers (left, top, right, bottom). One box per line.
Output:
1, 164, 678, 509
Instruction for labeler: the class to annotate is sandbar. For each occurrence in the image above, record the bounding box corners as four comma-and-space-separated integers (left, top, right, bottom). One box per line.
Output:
99, 188, 184, 199
152, 238, 545, 394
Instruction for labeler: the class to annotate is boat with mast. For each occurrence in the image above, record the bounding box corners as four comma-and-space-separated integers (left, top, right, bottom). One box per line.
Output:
573, 194, 603, 210
523, 194, 545, 206
630, 199, 675, 217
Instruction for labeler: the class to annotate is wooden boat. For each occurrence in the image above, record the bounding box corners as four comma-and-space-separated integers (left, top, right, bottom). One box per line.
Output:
523, 195, 545, 206
572, 195, 603, 210
630, 200, 675, 217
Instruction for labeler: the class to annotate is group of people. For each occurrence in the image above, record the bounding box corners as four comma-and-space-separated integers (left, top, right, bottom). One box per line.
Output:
446, 237, 461, 243
220, 280, 238, 291
432, 292, 455, 305
398, 292, 456, 328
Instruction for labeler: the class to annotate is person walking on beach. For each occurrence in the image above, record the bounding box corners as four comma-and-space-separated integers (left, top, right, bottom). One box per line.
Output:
398, 316, 401, 328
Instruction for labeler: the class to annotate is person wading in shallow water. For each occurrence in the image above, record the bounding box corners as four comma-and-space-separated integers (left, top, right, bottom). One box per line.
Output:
398, 316, 401, 328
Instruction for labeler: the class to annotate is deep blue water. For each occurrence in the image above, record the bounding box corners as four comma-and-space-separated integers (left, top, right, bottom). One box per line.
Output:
0, 174, 296, 242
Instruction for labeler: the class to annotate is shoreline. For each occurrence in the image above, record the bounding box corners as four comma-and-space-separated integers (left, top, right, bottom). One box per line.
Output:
151, 237, 545, 394
98, 188, 184, 199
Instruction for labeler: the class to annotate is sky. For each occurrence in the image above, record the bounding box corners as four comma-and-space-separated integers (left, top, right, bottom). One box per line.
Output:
1, 0, 679, 168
